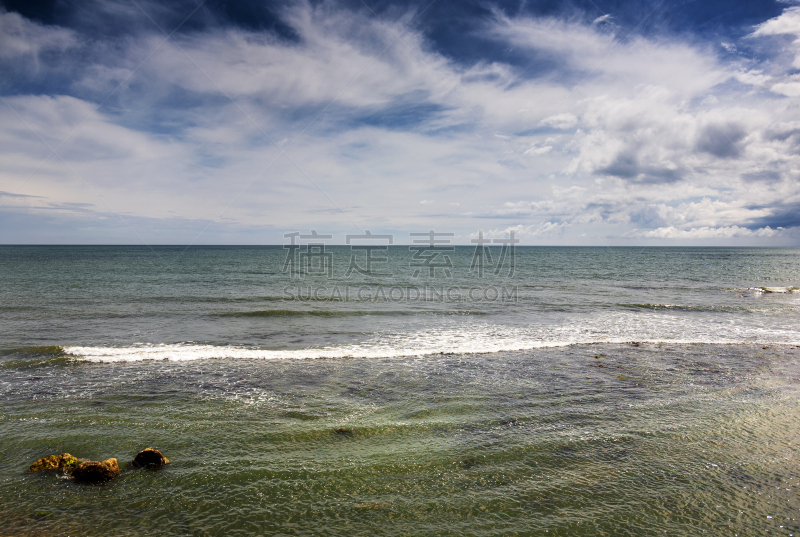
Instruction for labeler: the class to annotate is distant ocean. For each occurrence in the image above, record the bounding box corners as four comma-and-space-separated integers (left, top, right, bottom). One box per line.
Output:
2, 245, 800, 535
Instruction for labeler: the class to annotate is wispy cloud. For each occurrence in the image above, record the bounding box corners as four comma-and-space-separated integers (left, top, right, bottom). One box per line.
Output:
0, 10, 76, 61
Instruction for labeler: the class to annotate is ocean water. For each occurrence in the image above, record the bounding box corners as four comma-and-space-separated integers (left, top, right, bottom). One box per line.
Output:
1, 245, 800, 535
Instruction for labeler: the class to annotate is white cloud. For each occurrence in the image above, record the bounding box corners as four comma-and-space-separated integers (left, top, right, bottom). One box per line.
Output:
486, 13, 726, 94
749, 7, 800, 95
752, 7, 800, 39
136, 5, 457, 109
524, 145, 552, 155
640, 226, 780, 239
0, 10, 76, 61
770, 76, 800, 97
540, 113, 578, 130
632, 199, 772, 229
480, 221, 569, 240
734, 69, 771, 86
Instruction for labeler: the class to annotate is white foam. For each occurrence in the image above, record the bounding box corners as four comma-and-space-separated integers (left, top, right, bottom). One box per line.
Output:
64, 337, 798, 363
750, 286, 800, 294
64, 335, 572, 363
61, 308, 800, 363
62, 342, 586, 363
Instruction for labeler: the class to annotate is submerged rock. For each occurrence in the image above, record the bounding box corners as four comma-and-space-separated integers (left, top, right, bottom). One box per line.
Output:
27, 453, 80, 473
456, 457, 478, 469
72, 458, 120, 484
334, 428, 353, 436
131, 448, 170, 468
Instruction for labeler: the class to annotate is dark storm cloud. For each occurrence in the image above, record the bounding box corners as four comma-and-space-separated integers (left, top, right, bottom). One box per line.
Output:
746, 203, 800, 230
596, 151, 683, 184
695, 123, 746, 159
741, 170, 782, 183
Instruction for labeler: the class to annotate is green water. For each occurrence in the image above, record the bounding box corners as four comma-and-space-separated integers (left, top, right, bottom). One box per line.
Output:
3, 343, 800, 536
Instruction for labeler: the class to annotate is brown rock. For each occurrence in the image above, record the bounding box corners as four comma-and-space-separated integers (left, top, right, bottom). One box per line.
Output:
27, 453, 79, 473
72, 458, 120, 484
131, 448, 169, 468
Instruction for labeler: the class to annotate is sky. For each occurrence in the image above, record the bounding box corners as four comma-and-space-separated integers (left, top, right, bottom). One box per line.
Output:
1, 0, 800, 245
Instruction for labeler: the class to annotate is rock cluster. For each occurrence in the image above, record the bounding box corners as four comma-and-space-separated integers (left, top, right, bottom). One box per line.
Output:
27, 448, 170, 485
27, 453, 80, 473
131, 448, 170, 468
72, 458, 120, 484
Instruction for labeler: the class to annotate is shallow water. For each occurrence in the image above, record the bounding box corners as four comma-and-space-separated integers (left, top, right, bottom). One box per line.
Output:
1, 343, 800, 535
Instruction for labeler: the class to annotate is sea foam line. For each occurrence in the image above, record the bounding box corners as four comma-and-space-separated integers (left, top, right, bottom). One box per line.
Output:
63, 340, 569, 362
62, 338, 800, 363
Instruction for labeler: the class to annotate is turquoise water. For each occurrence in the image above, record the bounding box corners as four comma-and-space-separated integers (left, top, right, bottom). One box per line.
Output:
1, 246, 800, 535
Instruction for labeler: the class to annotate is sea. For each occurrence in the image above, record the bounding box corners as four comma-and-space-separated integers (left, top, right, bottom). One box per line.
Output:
1, 245, 799, 536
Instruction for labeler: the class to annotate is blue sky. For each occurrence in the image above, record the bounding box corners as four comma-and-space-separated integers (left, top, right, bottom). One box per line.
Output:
1, 0, 800, 244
